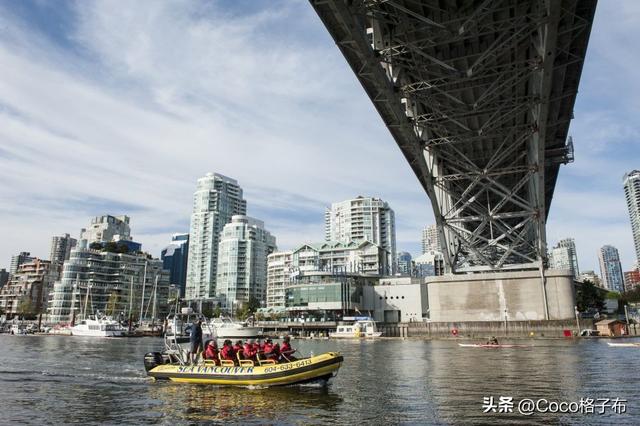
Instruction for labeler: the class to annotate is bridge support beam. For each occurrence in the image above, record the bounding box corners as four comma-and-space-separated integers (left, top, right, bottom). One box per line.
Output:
427, 269, 575, 322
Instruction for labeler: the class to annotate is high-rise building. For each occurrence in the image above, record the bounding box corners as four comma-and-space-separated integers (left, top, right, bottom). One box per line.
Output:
421, 224, 441, 254
266, 241, 389, 309
396, 251, 412, 276
325, 196, 396, 274
49, 233, 77, 265
0, 268, 9, 290
161, 234, 189, 297
10, 252, 34, 275
624, 170, 640, 267
216, 216, 276, 309
0, 259, 58, 317
598, 245, 624, 293
623, 269, 640, 292
47, 249, 170, 323
185, 173, 247, 300
550, 238, 579, 277
80, 215, 131, 244
266, 251, 293, 310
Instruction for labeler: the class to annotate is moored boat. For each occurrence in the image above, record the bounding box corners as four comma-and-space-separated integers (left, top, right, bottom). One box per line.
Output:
209, 316, 262, 339
71, 316, 126, 337
607, 342, 640, 347
458, 343, 531, 348
144, 351, 343, 386
330, 317, 382, 338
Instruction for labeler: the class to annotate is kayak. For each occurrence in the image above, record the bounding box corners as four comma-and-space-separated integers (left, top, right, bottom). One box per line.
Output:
458, 343, 531, 348
607, 342, 640, 347
144, 351, 343, 386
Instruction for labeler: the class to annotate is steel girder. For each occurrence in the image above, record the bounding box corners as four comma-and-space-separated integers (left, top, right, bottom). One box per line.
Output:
310, 0, 596, 273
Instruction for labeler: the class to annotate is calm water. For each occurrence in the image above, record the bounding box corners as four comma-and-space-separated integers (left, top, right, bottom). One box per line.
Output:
0, 336, 638, 425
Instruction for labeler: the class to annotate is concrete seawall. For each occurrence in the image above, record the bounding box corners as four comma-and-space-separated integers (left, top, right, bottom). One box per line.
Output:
380, 320, 599, 338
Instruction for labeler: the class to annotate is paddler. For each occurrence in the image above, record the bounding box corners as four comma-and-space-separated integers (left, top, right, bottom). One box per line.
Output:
486, 336, 499, 345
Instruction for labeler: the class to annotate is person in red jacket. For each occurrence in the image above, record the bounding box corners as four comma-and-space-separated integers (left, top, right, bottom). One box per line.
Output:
279, 336, 296, 362
203, 340, 220, 365
252, 339, 261, 356
243, 340, 256, 361
264, 338, 280, 360
233, 340, 244, 359
220, 340, 236, 362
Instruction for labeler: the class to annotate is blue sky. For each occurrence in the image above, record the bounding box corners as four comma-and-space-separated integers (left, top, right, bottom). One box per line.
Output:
0, 1, 638, 275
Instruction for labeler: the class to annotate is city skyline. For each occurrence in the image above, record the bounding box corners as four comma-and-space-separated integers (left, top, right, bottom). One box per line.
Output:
1, 1, 640, 273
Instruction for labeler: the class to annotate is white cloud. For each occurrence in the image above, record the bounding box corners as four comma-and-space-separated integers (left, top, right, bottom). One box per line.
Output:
0, 0, 638, 276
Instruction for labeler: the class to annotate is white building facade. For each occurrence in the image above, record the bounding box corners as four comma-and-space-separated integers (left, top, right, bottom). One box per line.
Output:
363, 277, 428, 323
185, 173, 247, 300
325, 196, 396, 274
421, 224, 441, 254
80, 215, 131, 244
216, 216, 276, 309
549, 238, 579, 277
266, 241, 389, 309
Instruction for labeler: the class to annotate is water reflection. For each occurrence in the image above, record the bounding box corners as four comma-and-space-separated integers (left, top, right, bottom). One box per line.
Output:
0, 336, 638, 424
149, 382, 342, 423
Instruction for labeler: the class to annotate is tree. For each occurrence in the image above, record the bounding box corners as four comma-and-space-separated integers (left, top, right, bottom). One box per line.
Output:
89, 242, 103, 250
106, 291, 119, 316
576, 280, 605, 312
17, 296, 35, 318
621, 287, 640, 304
247, 296, 261, 314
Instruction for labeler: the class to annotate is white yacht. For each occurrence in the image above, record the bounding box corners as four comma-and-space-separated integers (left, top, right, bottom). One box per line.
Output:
71, 315, 126, 337
330, 317, 382, 338
165, 308, 214, 344
209, 316, 262, 339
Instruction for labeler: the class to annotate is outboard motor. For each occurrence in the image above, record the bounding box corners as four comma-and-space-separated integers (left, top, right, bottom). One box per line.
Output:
144, 352, 164, 372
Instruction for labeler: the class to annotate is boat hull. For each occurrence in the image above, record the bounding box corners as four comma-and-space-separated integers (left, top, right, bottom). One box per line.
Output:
71, 328, 125, 337
329, 332, 382, 338
147, 352, 343, 387
607, 342, 640, 347
458, 343, 531, 348
213, 327, 262, 339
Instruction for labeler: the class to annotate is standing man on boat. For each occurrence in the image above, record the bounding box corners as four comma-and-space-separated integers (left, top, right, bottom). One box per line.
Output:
190, 319, 204, 364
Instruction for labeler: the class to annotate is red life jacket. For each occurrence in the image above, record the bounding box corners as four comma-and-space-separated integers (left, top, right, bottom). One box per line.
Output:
243, 343, 255, 358
220, 345, 235, 360
204, 345, 219, 361
280, 342, 294, 354
263, 342, 274, 354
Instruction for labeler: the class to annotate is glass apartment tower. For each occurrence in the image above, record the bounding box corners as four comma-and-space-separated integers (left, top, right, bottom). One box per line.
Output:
185, 173, 246, 300
325, 196, 396, 274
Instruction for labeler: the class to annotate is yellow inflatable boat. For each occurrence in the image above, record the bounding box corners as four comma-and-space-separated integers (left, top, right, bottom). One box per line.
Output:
144, 351, 343, 387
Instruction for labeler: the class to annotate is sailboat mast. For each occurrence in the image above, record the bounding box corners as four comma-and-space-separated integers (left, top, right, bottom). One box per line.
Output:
129, 276, 134, 316
139, 261, 147, 322
151, 274, 158, 325
83, 284, 90, 320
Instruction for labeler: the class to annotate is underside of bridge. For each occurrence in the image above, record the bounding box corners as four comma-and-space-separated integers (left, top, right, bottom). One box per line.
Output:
311, 0, 597, 275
